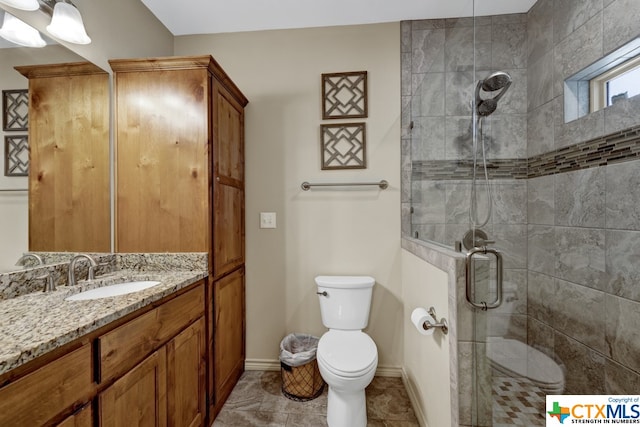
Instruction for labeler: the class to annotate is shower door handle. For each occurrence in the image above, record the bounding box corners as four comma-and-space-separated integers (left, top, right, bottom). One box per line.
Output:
465, 246, 503, 310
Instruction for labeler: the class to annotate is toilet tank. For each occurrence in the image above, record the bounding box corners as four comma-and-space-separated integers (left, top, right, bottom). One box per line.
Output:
315, 275, 375, 330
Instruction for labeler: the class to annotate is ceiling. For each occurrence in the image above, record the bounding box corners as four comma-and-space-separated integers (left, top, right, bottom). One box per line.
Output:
0, 0, 537, 48
140, 0, 538, 36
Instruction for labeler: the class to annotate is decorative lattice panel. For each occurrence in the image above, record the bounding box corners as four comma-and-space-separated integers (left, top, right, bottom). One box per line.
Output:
4, 135, 29, 176
321, 123, 366, 170
322, 71, 368, 120
2, 90, 28, 131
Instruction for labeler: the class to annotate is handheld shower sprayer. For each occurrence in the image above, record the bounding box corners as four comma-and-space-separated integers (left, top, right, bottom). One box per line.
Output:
475, 71, 512, 117
469, 71, 513, 229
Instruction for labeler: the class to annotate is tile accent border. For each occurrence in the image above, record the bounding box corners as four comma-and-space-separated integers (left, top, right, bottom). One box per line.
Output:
528, 124, 640, 178
412, 158, 528, 181
412, 124, 640, 181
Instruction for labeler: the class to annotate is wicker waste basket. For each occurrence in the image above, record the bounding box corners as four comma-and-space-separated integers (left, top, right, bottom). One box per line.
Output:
279, 333, 325, 401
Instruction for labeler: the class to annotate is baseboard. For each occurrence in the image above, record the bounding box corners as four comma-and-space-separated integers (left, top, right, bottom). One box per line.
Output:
245, 359, 402, 377
402, 367, 428, 427
374, 365, 403, 377
244, 359, 281, 371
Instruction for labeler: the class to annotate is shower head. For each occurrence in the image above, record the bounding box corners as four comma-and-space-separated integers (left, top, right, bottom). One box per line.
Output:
475, 71, 512, 117
481, 72, 512, 92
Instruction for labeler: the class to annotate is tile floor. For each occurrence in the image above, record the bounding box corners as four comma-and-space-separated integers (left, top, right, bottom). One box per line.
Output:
213, 370, 420, 427
492, 376, 545, 427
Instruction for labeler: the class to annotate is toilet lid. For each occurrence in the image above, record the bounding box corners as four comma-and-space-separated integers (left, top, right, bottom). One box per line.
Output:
487, 337, 565, 388
317, 331, 377, 377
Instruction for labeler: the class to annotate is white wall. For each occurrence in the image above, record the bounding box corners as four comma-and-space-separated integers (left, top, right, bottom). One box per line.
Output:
402, 249, 452, 427
175, 23, 403, 369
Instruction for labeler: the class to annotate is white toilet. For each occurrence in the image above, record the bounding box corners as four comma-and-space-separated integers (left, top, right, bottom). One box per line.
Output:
315, 275, 378, 427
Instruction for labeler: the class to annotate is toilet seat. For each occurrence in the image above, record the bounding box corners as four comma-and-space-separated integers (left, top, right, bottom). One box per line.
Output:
487, 337, 565, 393
318, 330, 377, 378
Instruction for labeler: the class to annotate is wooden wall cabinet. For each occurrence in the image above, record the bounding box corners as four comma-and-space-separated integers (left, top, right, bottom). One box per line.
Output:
15, 62, 111, 252
109, 55, 248, 278
109, 56, 248, 420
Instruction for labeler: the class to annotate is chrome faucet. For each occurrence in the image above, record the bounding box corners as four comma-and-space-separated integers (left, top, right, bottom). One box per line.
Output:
37, 271, 56, 293
68, 254, 98, 286
16, 253, 44, 267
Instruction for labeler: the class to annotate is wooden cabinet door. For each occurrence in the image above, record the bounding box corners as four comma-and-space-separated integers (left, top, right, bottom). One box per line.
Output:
99, 348, 167, 427
15, 63, 110, 252
212, 81, 245, 277
166, 318, 206, 427
213, 268, 245, 408
114, 66, 210, 253
57, 402, 92, 427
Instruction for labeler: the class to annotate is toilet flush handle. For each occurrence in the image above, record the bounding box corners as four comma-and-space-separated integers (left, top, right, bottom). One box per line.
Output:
317, 291, 328, 297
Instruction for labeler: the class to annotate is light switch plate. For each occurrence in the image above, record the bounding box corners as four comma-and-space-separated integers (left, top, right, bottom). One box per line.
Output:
260, 212, 277, 229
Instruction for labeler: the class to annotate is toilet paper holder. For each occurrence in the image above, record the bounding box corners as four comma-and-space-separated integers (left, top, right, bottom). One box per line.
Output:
423, 307, 449, 335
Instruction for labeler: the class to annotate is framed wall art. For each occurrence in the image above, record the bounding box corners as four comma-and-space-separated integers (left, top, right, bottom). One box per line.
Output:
321, 71, 368, 120
4, 135, 29, 176
2, 89, 29, 131
320, 123, 366, 170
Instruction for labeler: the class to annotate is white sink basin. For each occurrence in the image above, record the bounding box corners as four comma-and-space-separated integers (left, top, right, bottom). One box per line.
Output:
65, 281, 162, 301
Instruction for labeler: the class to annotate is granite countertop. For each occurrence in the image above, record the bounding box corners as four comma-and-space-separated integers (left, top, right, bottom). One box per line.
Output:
0, 269, 207, 376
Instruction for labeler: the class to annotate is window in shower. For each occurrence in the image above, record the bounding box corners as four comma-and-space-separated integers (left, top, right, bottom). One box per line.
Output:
564, 37, 640, 122
590, 55, 640, 111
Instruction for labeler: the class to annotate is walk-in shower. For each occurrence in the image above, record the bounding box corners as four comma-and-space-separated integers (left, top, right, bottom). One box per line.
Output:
405, 3, 640, 425
405, 9, 557, 427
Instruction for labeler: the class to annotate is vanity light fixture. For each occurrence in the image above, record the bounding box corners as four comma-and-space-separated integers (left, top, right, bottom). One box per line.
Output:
0, 0, 91, 46
0, 12, 45, 47
0, 0, 39, 11
45, 1, 90, 45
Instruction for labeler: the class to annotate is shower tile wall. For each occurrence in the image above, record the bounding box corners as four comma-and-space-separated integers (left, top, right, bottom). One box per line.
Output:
526, 0, 640, 395
402, 0, 640, 424
402, 14, 529, 427
402, 14, 528, 250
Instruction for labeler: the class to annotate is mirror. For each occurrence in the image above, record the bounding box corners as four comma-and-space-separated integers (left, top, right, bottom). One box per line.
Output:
0, 8, 109, 272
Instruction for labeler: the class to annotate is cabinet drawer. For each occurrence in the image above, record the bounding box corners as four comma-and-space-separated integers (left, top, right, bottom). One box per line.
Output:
0, 344, 93, 426
99, 283, 204, 383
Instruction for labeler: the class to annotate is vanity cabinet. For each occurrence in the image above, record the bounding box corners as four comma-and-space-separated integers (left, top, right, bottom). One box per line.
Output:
109, 55, 248, 419
0, 343, 94, 426
0, 281, 205, 427
57, 403, 93, 427
100, 317, 206, 427
15, 62, 110, 253
97, 284, 206, 427
100, 349, 167, 427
